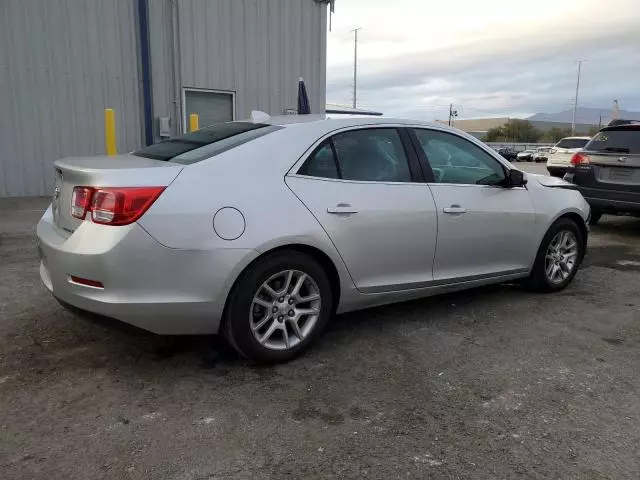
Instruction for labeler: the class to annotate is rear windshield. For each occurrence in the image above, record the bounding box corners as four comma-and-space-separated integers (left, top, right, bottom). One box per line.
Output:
586, 128, 640, 154
556, 138, 589, 149
133, 122, 282, 164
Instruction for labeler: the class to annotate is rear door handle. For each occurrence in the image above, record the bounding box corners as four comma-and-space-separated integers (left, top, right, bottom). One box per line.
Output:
327, 203, 358, 214
443, 205, 467, 214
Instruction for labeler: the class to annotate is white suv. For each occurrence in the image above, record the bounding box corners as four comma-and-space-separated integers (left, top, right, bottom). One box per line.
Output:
546, 136, 591, 177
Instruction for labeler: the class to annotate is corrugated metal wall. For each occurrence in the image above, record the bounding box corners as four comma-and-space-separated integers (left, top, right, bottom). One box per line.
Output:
149, 0, 327, 137
0, 0, 143, 197
0, 0, 328, 196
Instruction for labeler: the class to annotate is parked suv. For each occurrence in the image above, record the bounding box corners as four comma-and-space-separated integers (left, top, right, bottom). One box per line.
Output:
564, 123, 640, 224
546, 137, 591, 177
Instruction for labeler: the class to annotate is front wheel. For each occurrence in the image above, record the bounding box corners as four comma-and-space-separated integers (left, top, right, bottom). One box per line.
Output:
223, 251, 333, 363
525, 218, 585, 292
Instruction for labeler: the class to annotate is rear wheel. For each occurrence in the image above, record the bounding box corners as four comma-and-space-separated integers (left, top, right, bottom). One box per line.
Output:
223, 251, 333, 363
525, 218, 584, 292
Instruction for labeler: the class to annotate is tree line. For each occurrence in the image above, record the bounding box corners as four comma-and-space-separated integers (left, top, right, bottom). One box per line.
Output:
484, 119, 600, 143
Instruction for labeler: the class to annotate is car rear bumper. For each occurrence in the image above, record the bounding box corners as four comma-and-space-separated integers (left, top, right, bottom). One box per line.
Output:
37, 206, 258, 334
580, 193, 640, 214
561, 178, 640, 215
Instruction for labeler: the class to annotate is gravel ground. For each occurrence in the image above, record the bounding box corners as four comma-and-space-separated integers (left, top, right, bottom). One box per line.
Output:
1, 191, 639, 480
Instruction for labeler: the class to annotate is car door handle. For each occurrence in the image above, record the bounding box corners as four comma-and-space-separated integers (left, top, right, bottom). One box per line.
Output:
443, 205, 467, 214
327, 203, 358, 214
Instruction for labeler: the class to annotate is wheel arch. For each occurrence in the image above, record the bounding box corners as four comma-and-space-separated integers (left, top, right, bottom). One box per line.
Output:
548, 211, 589, 263
557, 212, 588, 261
222, 243, 343, 326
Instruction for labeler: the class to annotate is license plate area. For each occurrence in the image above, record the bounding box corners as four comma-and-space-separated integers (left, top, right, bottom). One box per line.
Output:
598, 166, 639, 184
610, 167, 633, 180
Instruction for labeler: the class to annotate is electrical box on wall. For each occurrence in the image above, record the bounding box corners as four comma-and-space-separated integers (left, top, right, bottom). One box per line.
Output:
158, 117, 171, 138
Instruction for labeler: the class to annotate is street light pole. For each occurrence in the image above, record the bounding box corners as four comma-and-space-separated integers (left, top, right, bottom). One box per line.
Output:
571, 60, 583, 135
352, 27, 361, 109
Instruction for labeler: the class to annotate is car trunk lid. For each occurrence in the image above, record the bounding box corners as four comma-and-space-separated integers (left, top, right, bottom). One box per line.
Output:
587, 152, 640, 189
52, 154, 183, 234
547, 148, 583, 165
579, 127, 640, 191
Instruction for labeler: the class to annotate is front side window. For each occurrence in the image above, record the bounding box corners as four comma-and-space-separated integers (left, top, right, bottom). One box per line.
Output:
413, 129, 506, 185
298, 128, 412, 182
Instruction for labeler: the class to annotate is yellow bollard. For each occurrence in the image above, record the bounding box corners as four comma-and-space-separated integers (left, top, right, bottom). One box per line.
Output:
189, 113, 199, 132
104, 109, 117, 156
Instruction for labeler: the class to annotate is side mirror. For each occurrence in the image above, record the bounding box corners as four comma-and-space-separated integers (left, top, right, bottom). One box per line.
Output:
506, 169, 526, 188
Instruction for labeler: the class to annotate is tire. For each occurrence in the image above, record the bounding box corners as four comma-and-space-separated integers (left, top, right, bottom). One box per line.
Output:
223, 251, 333, 363
588, 211, 602, 226
525, 218, 585, 293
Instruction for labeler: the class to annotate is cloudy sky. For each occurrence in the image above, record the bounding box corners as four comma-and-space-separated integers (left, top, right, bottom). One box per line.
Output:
326, 0, 640, 121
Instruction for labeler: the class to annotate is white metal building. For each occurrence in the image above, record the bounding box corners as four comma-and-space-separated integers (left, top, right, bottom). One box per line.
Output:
0, 0, 329, 197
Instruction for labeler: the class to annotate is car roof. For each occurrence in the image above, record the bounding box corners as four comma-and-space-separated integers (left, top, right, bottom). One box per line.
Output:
600, 123, 640, 131
260, 115, 451, 135
559, 136, 591, 140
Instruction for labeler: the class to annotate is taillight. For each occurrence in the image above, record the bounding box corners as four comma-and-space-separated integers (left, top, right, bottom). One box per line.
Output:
570, 153, 590, 165
71, 186, 94, 219
70, 186, 165, 225
90, 187, 165, 225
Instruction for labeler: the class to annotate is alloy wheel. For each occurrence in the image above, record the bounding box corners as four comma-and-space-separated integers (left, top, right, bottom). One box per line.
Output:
544, 230, 578, 284
249, 270, 322, 350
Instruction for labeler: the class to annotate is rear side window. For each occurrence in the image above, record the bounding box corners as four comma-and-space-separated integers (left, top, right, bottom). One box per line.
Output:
299, 128, 412, 183
298, 142, 339, 179
586, 129, 640, 154
555, 138, 589, 149
133, 122, 282, 164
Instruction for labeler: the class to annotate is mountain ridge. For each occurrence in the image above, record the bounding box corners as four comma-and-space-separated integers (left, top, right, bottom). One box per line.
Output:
528, 107, 640, 125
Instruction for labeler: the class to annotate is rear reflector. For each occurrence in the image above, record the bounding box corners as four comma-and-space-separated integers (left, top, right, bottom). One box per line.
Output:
69, 186, 165, 225
69, 275, 104, 289
570, 153, 590, 165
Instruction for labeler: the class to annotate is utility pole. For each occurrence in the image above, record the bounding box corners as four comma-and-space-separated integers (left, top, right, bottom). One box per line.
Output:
571, 60, 583, 135
448, 103, 458, 126
352, 27, 361, 109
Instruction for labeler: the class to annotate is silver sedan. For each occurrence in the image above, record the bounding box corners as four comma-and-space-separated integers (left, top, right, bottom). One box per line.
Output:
37, 116, 590, 362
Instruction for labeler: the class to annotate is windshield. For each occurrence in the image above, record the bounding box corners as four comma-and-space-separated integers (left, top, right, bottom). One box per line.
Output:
586, 129, 640, 154
555, 138, 589, 149
133, 122, 282, 163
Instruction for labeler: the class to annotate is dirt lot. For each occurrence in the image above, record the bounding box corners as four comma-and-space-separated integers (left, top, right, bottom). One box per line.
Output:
1, 183, 640, 479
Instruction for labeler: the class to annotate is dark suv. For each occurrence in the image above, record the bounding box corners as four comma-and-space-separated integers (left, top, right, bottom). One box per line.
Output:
564, 123, 640, 225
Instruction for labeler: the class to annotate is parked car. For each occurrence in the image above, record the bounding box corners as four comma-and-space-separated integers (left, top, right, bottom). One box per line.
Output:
496, 147, 518, 162
37, 117, 590, 362
546, 137, 591, 177
533, 146, 552, 163
564, 122, 640, 225
517, 149, 536, 162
